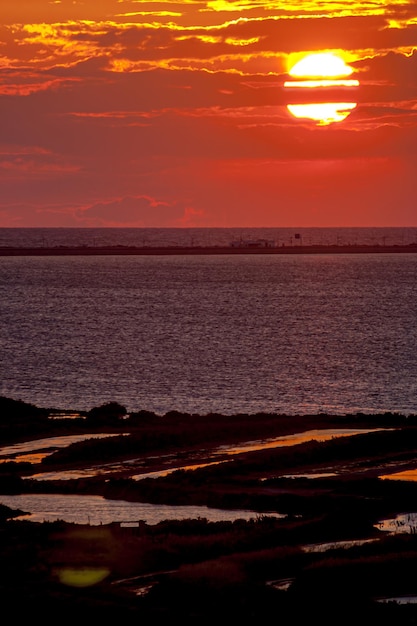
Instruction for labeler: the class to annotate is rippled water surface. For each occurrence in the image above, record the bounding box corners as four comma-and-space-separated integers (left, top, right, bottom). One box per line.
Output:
1, 252, 416, 415
0, 493, 279, 525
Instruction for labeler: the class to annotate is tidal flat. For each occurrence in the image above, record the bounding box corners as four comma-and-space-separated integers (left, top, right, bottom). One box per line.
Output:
2, 396, 417, 624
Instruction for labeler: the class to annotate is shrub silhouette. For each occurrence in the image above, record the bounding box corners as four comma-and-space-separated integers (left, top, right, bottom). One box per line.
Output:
86, 402, 127, 424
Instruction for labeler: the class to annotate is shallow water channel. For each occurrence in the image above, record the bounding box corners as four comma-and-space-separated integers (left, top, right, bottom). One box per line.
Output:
0, 433, 126, 465
376, 512, 417, 534
0, 427, 383, 482
0, 427, 384, 525
0, 493, 280, 525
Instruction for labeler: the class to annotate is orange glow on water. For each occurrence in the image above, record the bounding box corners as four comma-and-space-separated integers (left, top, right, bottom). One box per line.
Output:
380, 468, 417, 482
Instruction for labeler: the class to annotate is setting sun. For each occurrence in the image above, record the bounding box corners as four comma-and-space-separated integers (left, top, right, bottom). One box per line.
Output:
287, 102, 357, 126
284, 52, 359, 125
285, 52, 360, 88
289, 53, 354, 78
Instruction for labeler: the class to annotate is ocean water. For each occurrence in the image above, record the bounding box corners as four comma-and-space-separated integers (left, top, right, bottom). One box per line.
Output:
1, 228, 417, 416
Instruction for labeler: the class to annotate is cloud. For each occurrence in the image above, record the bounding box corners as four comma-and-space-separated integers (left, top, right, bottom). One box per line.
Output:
354, 49, 417, 86
3, 13, 415, 76
0, 144, 80, 180
175, 206, 207, 226
78, 195, 185, 226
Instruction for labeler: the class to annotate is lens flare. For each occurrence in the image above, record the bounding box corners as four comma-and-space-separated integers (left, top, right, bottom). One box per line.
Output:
56, 567, 110, 587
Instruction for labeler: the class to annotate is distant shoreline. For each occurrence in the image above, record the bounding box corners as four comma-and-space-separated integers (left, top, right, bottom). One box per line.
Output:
1, 244, 417, 256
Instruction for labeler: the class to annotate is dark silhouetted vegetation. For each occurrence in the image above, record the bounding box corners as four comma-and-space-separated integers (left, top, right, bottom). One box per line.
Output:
2, 397, 417, 623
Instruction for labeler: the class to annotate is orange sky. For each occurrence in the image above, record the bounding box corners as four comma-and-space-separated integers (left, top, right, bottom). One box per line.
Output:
0, 0, 416, 227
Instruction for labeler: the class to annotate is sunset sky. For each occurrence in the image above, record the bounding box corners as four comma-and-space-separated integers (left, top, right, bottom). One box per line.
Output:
1, 1, 417, 227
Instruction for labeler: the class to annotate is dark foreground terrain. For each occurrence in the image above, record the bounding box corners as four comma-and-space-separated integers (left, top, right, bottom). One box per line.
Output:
2, 396, 417, 624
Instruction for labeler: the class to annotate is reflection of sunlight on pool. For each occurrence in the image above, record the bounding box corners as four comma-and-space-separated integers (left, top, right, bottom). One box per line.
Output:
49, 412, 84, 420
376, 512, 417, 534
9, 452, 48, 464
26, 427, 385, 481
30, 466, 120, 480
0, 433, 128, 466
268, 472, 337, 480
376, 596, 417, 605
303, 538, 376, 553
32, 460, 231, 482
0, 493, 283, 525
217, 428, 384, 455
380, 468, 417, 482
132, 460, 228, 481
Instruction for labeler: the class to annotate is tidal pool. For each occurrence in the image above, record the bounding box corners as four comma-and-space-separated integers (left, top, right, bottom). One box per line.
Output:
0, 493, 283, 526
271, 472, 338, 480
376, 512, 417, 534
0, 433, 126, 464
376, 596, 417, 605
25, 427, 383, 481
214, 428, 384, 455
380, 468, 417, 482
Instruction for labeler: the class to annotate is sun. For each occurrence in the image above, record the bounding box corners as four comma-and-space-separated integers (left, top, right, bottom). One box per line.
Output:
289, 53, 354, 78
287, 103, 357, 126
284, 52, 360, 88
284, 51, 360, 125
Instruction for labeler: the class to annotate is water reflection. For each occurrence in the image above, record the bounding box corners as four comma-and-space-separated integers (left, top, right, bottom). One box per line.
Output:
214, 428, 383, 455
131, 460, 228, 481
376, 596, 417, 605
376, 512, 417, 534
302, 538, 376, 553
0, 493, 282, 526
0, 433, 125, 464
30, 460, 230, 482
380, 468, 417, 482
23, 427, 384, 481
272, 472, 338, 480
25, 427, 382, 482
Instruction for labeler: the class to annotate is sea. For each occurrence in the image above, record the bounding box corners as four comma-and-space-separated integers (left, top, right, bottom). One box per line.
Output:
1, 227, 417, 417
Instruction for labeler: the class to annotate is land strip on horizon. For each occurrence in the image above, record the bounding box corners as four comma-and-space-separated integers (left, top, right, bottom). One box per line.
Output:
1, 244, 417, 256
